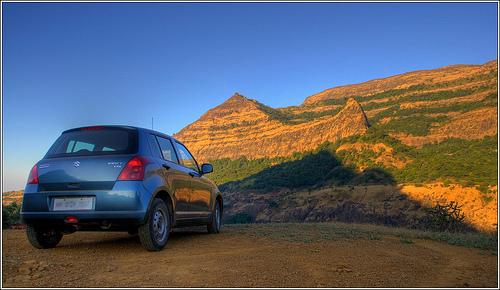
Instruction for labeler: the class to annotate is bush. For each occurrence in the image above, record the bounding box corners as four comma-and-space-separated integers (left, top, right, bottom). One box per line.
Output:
478, 184, 489, 194
420, 201, 471, 232
2, 202, 21, 228
225, 213, 254, 224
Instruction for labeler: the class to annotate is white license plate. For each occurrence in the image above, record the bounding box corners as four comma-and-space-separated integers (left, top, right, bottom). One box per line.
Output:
53, 197, 94, 211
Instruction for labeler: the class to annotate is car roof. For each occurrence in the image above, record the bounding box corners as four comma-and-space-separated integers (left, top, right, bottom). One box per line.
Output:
62, 125, 178, 141
139, 127, 179, 142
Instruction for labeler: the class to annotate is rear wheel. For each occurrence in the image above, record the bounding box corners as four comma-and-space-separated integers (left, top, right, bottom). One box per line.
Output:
26, 225, 63, 249
138, 198, 170, 251
208, 200, 222, 234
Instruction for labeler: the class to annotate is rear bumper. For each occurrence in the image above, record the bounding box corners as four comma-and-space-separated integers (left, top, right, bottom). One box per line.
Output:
20, 181, 151, 225
20, 210, 147, 225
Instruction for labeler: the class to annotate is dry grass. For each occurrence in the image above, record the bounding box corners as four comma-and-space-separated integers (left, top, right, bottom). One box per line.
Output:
226, 222, 498, 252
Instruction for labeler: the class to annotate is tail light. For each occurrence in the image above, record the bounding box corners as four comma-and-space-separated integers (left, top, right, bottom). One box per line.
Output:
80, 126, 105, 131
65, 216, 78, 223
118, 156, 149, 181
27, 164, 39, 184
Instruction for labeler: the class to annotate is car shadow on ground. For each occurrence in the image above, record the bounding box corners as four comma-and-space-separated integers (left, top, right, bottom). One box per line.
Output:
54, 226, 213, 250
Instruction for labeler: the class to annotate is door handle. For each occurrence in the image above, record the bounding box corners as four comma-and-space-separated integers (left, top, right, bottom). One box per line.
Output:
162, 164, 171, 170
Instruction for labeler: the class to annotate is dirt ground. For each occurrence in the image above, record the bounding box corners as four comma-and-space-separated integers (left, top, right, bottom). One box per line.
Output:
2, 223, 498, 288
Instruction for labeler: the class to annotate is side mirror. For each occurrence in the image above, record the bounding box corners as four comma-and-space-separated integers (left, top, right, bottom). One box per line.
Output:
200, 163, 213, 175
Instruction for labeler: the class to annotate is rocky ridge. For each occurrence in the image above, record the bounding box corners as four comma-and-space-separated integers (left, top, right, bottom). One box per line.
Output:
175, 94, 370, 161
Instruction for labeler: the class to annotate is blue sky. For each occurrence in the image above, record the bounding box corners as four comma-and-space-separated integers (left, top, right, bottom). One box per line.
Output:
2, 2, 498, 191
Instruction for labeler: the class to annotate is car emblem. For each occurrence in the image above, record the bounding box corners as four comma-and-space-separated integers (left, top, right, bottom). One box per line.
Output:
74, 161, 80, 167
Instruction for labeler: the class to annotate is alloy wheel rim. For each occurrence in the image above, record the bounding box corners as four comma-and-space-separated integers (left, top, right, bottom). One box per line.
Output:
152, 209, 167, 243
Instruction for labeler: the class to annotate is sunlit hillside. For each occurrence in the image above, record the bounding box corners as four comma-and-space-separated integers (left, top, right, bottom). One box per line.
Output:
174, 60, 498, 232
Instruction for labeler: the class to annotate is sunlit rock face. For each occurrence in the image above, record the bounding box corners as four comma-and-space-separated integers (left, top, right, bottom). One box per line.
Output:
174, 94, 369, 161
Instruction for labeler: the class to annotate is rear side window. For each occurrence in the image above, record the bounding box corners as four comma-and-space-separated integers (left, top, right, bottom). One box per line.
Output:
46, 127, 138, 158
175, 142, 199, 172
147, 134, 163, 159
156, 137, 178, 163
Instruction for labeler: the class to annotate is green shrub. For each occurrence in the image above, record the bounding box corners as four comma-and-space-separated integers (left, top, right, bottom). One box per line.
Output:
379, 115, 449, 136
420, 201, 471, 232
225, 213, 254, 224
478, 184, 490, 194
2, 202, 21, 228
482, 196, 495, 204
400, 237, 414, 244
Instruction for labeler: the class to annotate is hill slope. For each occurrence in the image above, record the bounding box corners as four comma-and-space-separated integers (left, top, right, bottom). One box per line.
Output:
173, 60, 498, 232
304, 60, 497, 105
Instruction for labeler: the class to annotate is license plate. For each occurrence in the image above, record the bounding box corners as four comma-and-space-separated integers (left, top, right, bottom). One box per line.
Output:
53, 197, 94, 211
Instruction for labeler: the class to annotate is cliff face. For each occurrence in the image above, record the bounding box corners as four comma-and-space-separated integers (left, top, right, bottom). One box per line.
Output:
175, 95, 369, 161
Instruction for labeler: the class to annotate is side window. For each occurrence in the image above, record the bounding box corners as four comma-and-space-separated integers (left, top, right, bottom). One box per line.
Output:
147, 134, 163, 159
66, 141, 95, 153
175, 142, 199, 172
156, 137, 179, 164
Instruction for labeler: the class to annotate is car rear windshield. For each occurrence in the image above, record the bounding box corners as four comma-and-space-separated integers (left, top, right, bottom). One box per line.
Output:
45, 127, 138, 158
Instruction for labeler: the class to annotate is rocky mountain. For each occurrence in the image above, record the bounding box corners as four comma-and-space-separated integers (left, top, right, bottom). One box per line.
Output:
175, 94, 369, 161
176, 60, 497, 162
173, 60, 498, 233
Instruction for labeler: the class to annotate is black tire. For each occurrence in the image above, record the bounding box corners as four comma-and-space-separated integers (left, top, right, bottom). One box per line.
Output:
207, 200, 222, 234
138, 198, 170, 251
26, 225, 63, 249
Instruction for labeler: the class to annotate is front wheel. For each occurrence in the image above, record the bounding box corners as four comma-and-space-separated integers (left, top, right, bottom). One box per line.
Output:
138, 198, 171, 251
26, 225, 63, 249
207, 200, 222, 234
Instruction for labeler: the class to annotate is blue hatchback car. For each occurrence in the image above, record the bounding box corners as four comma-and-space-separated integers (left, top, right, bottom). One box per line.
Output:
21, 125, 223, 251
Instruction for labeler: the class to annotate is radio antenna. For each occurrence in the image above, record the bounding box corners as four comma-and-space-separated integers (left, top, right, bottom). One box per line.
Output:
151, 117, 154, 130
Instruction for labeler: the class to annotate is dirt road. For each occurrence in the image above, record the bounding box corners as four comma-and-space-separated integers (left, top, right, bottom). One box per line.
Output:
2, 223, 497, 288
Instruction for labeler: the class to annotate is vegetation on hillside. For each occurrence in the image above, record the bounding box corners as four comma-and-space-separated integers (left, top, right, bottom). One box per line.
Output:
208, 70, 498, 191
394, 136, 497, 187
378, 115, 449, 136
255, 68, 497, 133
210, 128, 498, 191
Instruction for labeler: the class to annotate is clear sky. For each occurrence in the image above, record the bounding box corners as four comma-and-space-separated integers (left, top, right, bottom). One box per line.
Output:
2, 2, 498, 191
